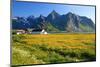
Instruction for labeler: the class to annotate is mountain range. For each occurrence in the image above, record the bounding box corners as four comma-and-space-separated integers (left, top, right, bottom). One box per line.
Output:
12, 10, 95, 32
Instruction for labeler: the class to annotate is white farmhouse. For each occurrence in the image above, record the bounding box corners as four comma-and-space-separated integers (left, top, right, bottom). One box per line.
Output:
40, 29, 48, 34
16, 30, 25, 35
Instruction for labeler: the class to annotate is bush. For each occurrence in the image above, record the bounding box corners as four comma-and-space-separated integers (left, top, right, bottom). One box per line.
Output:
44, 52, 65, 63
81, 51, 96, 61
12, 30, 16, 34
12, 35, 25, 43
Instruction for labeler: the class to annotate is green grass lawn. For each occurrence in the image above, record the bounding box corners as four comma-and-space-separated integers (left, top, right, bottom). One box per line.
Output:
12, 33, 96, 66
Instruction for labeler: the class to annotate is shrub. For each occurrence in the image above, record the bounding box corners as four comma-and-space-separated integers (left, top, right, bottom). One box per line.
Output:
81, 51, 96, 61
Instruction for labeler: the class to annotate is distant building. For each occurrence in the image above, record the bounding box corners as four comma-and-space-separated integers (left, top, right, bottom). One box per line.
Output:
16, 29, 48, 35
40, 29, 48, 34
16, 30, 25, 35
32, 29, 48, 34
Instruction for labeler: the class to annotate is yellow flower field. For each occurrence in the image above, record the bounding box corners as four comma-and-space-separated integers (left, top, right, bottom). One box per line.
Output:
12, 33, 96, 66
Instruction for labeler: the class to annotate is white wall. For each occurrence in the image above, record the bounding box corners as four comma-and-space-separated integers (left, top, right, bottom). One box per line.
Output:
0, 0, 100, 67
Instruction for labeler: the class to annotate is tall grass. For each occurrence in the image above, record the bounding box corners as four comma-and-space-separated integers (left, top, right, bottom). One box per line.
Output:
12, 33, 96, 65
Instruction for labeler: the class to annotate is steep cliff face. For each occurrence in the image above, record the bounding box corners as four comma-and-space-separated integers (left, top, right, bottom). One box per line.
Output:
12, 10, 95, 32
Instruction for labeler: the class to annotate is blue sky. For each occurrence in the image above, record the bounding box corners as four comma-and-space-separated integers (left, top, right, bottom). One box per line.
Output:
12, 0, 95, 23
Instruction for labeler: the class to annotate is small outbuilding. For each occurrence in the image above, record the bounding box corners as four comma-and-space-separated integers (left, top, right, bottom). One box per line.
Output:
40, 29, 48, 34
16, 30, 25, 35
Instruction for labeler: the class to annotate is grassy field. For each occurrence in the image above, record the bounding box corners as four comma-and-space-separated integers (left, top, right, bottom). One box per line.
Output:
12, 33, 96, 65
